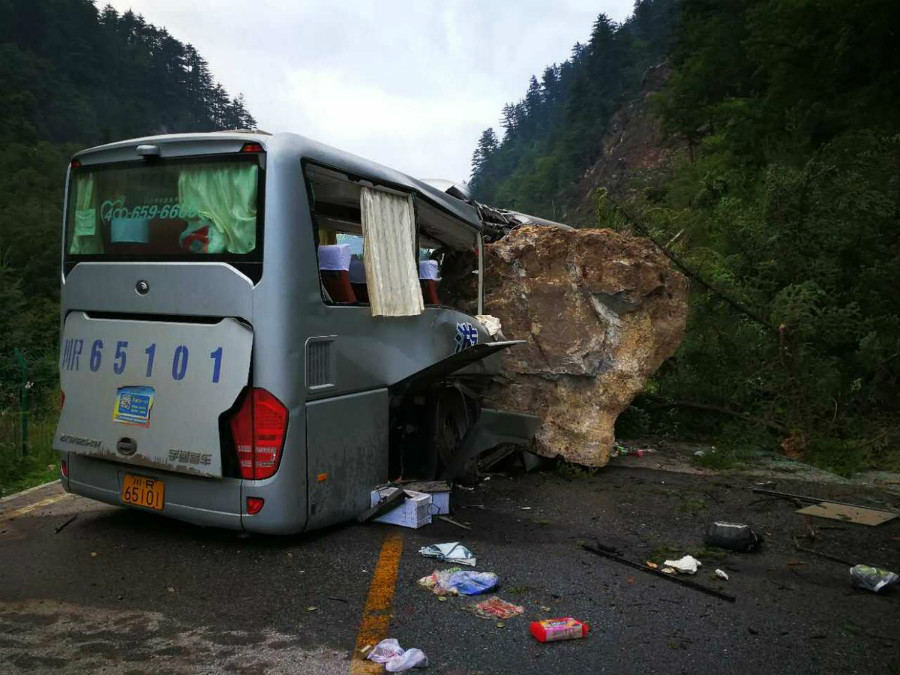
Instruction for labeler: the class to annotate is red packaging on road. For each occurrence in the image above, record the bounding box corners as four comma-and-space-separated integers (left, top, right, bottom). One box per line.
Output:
529, 617, 589, 643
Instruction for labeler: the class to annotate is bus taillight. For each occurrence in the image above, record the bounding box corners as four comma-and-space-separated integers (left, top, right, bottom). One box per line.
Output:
229, 388, 288, 480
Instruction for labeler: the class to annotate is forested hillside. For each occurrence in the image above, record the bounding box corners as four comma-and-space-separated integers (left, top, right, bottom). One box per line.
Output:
0, 0, 255, 490
473, 0, 900, 472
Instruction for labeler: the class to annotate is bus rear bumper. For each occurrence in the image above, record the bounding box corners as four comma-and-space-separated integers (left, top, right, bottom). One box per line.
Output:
65, 453, 244, 531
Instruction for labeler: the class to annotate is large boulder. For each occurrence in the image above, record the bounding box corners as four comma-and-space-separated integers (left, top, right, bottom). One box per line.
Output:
482, 225, 689, 466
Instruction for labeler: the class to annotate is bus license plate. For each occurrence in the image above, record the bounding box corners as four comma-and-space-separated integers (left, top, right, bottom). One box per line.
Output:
121, 474, 165, 511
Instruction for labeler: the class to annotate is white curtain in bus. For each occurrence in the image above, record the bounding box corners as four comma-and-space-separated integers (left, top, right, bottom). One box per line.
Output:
69, 173, 103, 254
360, 186, 424, 317
177, 164, 258, 254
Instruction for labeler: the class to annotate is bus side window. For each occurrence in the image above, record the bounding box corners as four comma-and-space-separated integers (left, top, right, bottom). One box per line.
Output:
316, 231, 367, 306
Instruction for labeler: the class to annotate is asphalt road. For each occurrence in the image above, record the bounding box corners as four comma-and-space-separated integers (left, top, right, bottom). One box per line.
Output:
1, 464, 899, 675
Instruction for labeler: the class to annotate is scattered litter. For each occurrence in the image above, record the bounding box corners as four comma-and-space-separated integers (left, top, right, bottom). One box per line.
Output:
366, 638, 428, 672
850, 565, 899, 593
520, 506, 532, 510
661, 567, 676, 574
539, 605, 551, 612
646, 561, 659, 569
167, 586, 175, 593
90, 551, 98, 558
705, 521, 762, 552
306, 606, 317, 612
418, 568, 499, 596
369, 487, 433, 529
464, 596, 524, 620
530, 617, 589, 643
360, 644, 373, 655
715, 569, 729, 581
796, 502, 897, 527
418, 542, 476, 567
581, 544, 735, 603
496, 621, 505, 628
663, 555, 703, 575
693, 450, 706, 458
436, 515, 471, 530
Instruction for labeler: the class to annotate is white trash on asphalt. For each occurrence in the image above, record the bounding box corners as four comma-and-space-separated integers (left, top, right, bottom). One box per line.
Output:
850, 564, 899, 592
662, 555, 703, 574
418, 542, 476, 566
715, 569, 729, 581
367, 639, 428, 672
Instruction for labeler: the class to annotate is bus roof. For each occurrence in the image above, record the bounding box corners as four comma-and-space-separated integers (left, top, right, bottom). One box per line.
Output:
73, 131, 482, 231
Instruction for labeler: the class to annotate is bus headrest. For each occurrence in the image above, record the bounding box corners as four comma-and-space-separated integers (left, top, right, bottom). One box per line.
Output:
349, 257, 367, 284
418, 260, 441, 281
318, 244, 352, 271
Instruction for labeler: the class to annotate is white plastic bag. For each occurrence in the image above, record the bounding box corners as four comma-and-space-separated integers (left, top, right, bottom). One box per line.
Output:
418, 542, 476, 566
367, 638, 428, 672
662, 555, 702, 574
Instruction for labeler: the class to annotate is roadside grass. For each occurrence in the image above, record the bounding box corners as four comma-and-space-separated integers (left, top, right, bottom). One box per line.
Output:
0, 414, 59, 498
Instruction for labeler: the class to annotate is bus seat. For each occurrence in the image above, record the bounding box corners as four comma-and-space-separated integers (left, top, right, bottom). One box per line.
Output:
318, 244, 356, 303
349, 257, 369, 303
419, 260, 441, 305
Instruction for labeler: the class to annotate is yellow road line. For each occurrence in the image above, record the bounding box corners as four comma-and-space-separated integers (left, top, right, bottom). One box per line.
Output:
350, 531, 404, 675
0, 493, 72, 522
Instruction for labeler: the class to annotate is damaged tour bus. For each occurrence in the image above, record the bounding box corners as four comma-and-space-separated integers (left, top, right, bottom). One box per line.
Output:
54, 131, 540, 534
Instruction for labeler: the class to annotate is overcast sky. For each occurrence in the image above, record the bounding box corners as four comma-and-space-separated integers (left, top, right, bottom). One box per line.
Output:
105, 0, 635, 183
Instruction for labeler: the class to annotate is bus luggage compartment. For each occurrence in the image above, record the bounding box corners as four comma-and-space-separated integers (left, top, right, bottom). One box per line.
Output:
55, 311, 253, 481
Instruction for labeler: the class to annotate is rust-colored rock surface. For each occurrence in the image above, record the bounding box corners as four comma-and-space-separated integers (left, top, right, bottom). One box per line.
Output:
483, 225, 689, 466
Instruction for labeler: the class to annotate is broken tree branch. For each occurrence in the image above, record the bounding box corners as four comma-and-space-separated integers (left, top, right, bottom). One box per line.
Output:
581, 544, 736, 603
608, 198, 777, 334
645, 397, 788, 433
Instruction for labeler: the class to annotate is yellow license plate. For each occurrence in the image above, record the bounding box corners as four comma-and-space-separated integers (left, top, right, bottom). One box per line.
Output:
121, 474, 165, 511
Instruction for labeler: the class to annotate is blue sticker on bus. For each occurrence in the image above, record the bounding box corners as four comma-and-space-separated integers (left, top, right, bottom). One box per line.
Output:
113, 386, 155, 427
455, 322, 479, 353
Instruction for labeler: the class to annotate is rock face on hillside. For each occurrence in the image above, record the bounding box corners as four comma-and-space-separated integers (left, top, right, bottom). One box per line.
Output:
482, 224, 689, 466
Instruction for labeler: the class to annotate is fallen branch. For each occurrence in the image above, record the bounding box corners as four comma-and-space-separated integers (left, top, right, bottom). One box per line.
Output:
581, 544, 736, 603
752, 489, 900, 516
645, 397, 788, 434
609, 198, 777, 334
54, 514, 78, 534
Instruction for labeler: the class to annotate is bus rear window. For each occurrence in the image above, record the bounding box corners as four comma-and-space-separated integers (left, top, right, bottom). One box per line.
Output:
66, 156, 261, 260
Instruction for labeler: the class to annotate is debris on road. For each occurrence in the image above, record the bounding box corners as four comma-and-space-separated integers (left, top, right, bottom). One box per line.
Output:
54, 514, 78, 534
751, 488, 898, 526
581, 544, 736, 603
401, 481, 451, 515
796, 502, 897, 526
715, 569, 729, 581
850, 565, 899, 593
436, 515, 471, 530
368, 487, 434, 528
663, 555, 702, 574
418, 568, 499, 596
705, 521, 762, 552
464, 596, 525, 620
530, 617, 590, 643
358, 488, 407, 523
367, 638, 428, 672
419, 542, 476, 566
